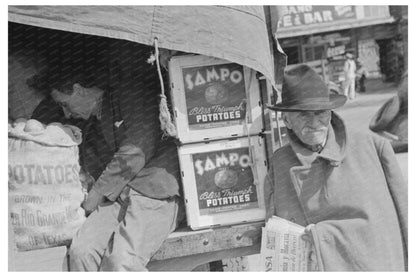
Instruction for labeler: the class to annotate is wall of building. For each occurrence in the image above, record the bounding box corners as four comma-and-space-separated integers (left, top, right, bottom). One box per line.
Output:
271, 5, 407, 81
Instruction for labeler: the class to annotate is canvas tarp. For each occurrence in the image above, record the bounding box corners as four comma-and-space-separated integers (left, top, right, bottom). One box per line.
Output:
8, 5, 286, 86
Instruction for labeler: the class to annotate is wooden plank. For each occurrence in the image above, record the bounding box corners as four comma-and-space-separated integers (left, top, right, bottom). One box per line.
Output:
148, 245, 260, 271
150, 221, 264, 261
10, 243, 261, 272
9, 221, 264, 271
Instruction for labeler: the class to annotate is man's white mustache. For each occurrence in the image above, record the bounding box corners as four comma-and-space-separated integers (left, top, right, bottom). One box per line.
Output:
304, 127, 326, 132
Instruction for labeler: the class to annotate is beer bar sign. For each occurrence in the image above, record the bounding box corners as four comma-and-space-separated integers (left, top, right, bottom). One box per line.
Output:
278, 6, 356, 28
182, 63, 247, 130
192, 147, 258, 215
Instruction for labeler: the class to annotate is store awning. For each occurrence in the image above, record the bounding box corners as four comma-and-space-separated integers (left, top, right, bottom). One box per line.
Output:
276, 16, 395, 39
8, 5, 286, 86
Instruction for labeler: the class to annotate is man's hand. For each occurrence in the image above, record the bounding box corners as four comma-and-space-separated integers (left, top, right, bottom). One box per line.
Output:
82, 189, 106, 216
57, 124, 83, 143
300, 224, 314, 242
301, 224, 319, 271
79, 168, 95, 192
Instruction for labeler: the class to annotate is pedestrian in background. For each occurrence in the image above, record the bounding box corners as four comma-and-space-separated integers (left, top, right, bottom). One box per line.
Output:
342, 52, 356, 100
356, 60, 368, 93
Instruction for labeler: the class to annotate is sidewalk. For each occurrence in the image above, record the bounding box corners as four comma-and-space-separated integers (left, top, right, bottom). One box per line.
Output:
339, 78, 398, 112
361, 78, 397, 94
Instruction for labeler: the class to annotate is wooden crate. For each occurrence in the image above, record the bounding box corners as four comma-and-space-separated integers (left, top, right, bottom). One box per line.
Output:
9, 222, 264, 271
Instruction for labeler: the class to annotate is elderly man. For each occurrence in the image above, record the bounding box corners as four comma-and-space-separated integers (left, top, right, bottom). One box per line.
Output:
264, 64, 407, 271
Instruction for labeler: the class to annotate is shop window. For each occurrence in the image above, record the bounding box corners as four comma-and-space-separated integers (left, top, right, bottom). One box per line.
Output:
302, 44, 326, 62
304, 46, 314, 62
314, 46, 325, 60
282, 46, 300, 65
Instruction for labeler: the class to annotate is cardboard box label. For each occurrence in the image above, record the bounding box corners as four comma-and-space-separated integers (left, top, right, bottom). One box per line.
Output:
192, 147, 259, 215
182, 63, 247, 130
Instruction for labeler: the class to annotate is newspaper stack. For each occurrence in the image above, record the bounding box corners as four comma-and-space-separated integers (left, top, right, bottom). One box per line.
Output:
260, 216, 312, 271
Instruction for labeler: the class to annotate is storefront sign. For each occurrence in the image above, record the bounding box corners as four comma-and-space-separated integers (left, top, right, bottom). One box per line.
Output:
358, 39, 381, 78
182, 63, 247, 130
279, 6, 356, 28
192, 147, 258, 215
327, 44, 346, 58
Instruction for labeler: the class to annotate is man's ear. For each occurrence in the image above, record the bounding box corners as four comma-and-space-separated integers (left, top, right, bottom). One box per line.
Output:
282, 112, 292, 130
73, 83, 84, 96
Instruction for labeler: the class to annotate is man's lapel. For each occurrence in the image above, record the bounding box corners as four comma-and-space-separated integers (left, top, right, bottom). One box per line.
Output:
100, 91, 116, 153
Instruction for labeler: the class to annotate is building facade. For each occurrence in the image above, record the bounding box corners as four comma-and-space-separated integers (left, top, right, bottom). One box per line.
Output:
271, 5, 407, 83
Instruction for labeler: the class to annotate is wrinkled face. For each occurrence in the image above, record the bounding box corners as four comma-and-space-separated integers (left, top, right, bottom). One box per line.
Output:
283, 110, 331, 146
51, 83, 96, 120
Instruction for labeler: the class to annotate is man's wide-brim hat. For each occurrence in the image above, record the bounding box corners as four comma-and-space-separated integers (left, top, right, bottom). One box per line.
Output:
268, 64, 347, 111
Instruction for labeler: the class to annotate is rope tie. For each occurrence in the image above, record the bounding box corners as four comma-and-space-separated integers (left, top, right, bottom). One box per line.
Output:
242, 97, 259, 186
148, 37, 177, 138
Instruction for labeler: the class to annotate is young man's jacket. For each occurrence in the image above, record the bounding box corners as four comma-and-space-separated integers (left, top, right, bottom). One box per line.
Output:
80, 81, 181, 202
264, 112, 407, 271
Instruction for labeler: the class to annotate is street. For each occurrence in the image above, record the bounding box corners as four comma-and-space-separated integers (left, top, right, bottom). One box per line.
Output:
335, 79, 397, 132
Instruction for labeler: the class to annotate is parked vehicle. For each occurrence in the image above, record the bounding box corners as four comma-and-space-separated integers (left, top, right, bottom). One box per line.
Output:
8, 5, 286, 271
369, 71, 408, 153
